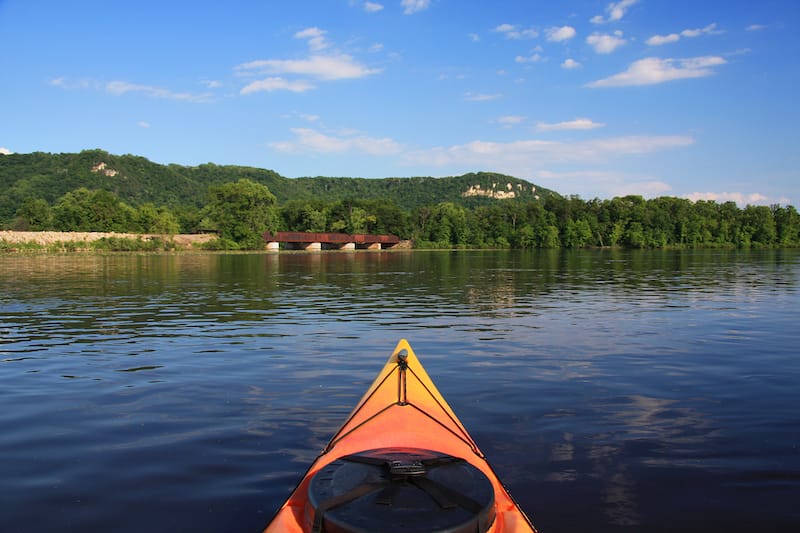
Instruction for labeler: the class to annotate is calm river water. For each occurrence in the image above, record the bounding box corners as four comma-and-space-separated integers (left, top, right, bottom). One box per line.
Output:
1, 250, 799, 532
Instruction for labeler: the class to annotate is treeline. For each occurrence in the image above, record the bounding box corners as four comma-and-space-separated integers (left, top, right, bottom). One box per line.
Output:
6, 179, 800, 249
406, 194, 799, 248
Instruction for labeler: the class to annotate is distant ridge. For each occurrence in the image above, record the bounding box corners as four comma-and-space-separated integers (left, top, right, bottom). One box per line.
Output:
0, 149, 559, 221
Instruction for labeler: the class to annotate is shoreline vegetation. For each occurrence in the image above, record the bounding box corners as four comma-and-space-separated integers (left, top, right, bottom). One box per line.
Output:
0, 230, 796, 254
0, 231, 217, 253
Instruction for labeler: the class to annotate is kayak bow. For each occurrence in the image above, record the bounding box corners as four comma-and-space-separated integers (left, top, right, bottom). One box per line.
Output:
264, 339, 536, 533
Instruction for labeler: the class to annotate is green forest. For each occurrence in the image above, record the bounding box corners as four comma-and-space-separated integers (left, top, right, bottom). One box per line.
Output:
2, 149, 799, 249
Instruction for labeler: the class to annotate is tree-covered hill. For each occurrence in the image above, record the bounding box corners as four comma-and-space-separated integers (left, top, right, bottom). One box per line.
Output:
0, 149, 558, 224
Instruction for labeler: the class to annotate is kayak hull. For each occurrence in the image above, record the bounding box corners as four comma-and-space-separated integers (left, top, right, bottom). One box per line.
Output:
264, 339, 536, 533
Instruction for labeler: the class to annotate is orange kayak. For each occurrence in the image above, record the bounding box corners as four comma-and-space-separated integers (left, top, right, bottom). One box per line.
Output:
264, 339, 537, 533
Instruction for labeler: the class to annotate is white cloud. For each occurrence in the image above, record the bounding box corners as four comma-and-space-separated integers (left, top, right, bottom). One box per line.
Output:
646, 33, 680, 46
137, 121, 151, 128
682, 23, 722, 37
494, 23, 515, 33
546, 26, 577, 42
647, 23, 721, 46
515, 53, 543, 64
746, 24, 767, 32
495, 115, 527, 126
52, 76, 213, 101
105, 81, 212, 102
684, 191, 769, 206
608, 0, 638, 22
281, 112, 321, 121
240, 77, 316, 94
0, 147, 12, 155
591, 0, 638, 24
401, 0, 430, 15
468, 33, 480, 42
295, 27, 330, 52
403, 135, 694, 171
269, 127, 404, 155
49, 77, 91, 90
562, 58, 582, 69
535, 170, 672, 198
587, 56, 727, 88
236, 54, 381, 81
237, 28, 380, 94
363, 2, 384, 13
494, 23, 538, 40
464, 92, 502, 101
586, 31, 626, 54
536, 118, 605, 132
680, 28, 702, 38
613, 180, 672, 197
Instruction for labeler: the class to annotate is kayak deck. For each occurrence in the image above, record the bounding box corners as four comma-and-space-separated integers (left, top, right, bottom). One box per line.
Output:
264, 339, 536, 532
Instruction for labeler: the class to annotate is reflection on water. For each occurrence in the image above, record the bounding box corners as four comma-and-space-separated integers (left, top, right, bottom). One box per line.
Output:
1, 249, 799, 532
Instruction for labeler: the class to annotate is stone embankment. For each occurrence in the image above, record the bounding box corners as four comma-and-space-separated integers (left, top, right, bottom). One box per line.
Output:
0, 231, 216, 249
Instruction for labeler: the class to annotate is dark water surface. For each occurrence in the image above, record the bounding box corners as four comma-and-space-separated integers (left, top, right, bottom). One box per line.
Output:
1, 250, 799, 532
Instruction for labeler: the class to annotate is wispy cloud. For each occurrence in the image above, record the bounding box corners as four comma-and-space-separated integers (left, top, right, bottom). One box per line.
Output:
295, 27, 330, 52
684, 191, 768, 206
562, 58, 582, 70
681, 23, 723, 38
52, 76, 216, 102
137, 121, 150, 128
546, 26, 577, 42
269, 127, 404, 155
240, 77, 316, 94
50, 77, 91, 90
537, 118, 605, 132
494, 115, 527, 126
587, 56, 727, 88
617, 180, 673, 197
586, 31, 626, 53
515, 52, 543, 64
363, 2, 384, 13
464, 92, 502, 102
105, 81, 212, 102
493, 23, 538, 40
646, 23, 721, 46
403, 135, 694, 170
237, 55, 381, 82
280, 112, 321, 122
535, 169, 672, 199
646, 34, 679, 46
591, 0, 638, 25
270, 127, 694, 193
746, 24, 767, 32
401, 0, 430, 15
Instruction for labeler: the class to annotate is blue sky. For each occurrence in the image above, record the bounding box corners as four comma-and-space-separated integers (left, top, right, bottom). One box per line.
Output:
1, 0, 798, 205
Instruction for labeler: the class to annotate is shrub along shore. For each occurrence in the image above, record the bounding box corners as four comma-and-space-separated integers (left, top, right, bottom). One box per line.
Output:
0, 231, 216, 252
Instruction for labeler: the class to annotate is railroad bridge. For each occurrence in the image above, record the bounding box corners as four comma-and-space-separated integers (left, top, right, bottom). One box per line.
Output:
263, 231, 400, 251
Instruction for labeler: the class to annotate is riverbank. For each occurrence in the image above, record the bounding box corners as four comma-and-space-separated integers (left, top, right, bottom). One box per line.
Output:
0, 231, 414, 252
0, 231, 217, 251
